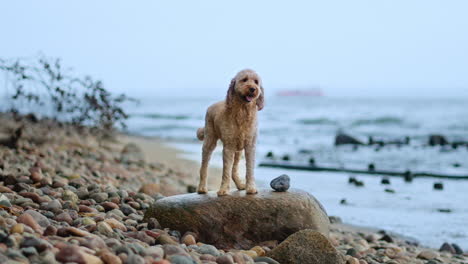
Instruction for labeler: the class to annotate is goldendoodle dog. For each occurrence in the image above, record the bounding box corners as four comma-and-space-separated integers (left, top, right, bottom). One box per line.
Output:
196, 69, 264, 196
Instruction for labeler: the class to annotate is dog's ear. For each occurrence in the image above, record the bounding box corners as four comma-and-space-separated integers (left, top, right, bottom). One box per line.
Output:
226, 78, 236, 106
256, 86, 265, 111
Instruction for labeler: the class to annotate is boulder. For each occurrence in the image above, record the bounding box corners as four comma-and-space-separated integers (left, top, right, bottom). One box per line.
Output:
334, 133, 364, 145
267, 229, 345, 264
144, 188, 329, 249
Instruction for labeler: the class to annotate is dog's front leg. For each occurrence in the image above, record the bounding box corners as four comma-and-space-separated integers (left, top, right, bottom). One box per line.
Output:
245, 143, 257, 194
232, 151, 246, 190
218, 148, 235, 196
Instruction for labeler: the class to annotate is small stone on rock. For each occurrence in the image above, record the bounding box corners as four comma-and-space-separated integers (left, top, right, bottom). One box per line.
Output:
270, 174, 290, 192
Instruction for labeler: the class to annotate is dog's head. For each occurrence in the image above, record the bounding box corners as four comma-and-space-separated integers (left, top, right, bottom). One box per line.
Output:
226, 69, 264, 110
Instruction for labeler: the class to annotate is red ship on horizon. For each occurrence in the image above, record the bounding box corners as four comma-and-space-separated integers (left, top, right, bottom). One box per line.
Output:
276, 88, 324, 97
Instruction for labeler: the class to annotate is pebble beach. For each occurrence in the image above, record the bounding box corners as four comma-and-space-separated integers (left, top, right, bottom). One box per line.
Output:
0, 114, 467, 264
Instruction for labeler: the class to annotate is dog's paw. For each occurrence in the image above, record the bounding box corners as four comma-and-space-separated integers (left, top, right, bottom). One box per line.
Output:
197, 185, 208, 194
236, 183, 246, 190
246, 187, 257, 194
217, 189, 229, 196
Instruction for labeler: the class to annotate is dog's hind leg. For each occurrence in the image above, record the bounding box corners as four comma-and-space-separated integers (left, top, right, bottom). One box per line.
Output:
245, 143, 258, 194
232, 151, 245, 190
218, 148, 235, 196
198, 137, 216, 194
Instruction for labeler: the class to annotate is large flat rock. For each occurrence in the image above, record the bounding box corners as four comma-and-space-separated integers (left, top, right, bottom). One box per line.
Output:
144, 188, 329, 249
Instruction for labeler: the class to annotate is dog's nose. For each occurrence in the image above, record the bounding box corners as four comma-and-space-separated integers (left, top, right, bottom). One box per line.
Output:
249, 87, 256, 93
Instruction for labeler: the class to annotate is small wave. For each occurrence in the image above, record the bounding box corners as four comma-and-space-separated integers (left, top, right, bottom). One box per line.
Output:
139, 125, 196, 131
298, 118, 337, 125
351, 116, 404, 126
133, 113, 191, 120
448, 124, 468, 131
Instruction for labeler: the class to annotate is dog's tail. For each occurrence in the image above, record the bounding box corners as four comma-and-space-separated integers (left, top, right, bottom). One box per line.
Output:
196, 127, 205, 141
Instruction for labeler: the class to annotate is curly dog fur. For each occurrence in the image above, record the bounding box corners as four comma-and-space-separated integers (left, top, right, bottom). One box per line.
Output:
197, 69, 264, 196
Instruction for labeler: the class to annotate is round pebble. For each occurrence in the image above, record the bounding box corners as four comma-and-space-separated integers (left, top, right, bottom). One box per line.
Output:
270, 174, 290, 192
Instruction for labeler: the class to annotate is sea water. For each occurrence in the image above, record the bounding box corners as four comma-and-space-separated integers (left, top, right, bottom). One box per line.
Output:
127, 96, 468, 250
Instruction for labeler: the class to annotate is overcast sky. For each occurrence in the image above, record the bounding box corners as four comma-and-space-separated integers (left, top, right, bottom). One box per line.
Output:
1, 1, 467, 98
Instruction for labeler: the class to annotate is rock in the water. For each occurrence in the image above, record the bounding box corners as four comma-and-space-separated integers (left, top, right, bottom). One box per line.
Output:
433, 182, 444, 190
335, 133, 364, 145
452, 243, 463, 254
144, 188, 329, 249
439, 242, 456, 253
328, 216, 342, 224
381, 178, 390, 185
428, 134, 448, 146
270, 174, 290, 192
267, 229, 345, 264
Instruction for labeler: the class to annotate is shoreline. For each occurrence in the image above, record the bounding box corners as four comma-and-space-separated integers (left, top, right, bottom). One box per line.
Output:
121, 133, 423, 245
118, 134, 223, 190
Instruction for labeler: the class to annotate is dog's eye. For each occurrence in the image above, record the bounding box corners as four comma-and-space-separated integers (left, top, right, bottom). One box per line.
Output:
241, 78, 248, 82
254, 80, 259, 85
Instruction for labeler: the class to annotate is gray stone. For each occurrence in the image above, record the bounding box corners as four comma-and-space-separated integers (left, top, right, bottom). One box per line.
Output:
196, 244, 220, 257
145, 188, 329, 249
126, 253, 145, 264
216, 255, 234, 264
121, 204, 137, 215
21, 237, 52, 252
97, 222, 113, 235
145, 246, 164, 258
126, 243, 146, 255
169, 255, 197, 264
6, 249, 26, 260
270, 174, 290, 192
42, 200, 62, 212
21, 246, 38, 256
62, 190, 79, 204
76, 188, 89, 199
0, 194, 11, 207
25, 210, 50, 228
106, 209, 125, 220
254, 257, 280, 264
90, 192, 108, 203
163, 245, 188, 257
